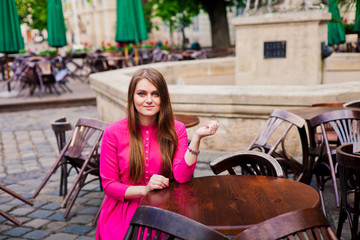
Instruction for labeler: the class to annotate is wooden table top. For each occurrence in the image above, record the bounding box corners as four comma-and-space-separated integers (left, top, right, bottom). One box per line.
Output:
174, 114, 200, 128
141, 175, 320, 235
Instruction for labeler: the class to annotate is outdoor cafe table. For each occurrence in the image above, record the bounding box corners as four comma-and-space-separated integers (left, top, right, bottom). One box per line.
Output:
174, 114, 200, 128
141, 175, 320, 235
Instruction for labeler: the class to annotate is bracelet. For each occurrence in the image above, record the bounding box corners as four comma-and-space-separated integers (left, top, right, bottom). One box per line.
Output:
188, 147, 200, 157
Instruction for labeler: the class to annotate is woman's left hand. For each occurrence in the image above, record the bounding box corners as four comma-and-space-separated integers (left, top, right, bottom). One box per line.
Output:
194, 120, 219, 139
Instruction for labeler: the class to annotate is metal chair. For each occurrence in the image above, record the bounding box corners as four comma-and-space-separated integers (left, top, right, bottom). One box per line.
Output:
336, 143, 360, 240
210, 150, 284, 177
231, 208, 337, 240
124, 206, 229, 240
248, 109, 309, 183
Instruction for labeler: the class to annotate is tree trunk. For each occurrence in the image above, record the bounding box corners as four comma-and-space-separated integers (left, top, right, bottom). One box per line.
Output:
200, 0, 230, 49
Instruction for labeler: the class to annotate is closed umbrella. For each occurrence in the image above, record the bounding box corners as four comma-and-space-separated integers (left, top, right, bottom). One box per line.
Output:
328, 0, 346, 46
0, 0, 24, 92
115, 0, 148, 65
354, 1, 360, 34
47, 0, 67, 56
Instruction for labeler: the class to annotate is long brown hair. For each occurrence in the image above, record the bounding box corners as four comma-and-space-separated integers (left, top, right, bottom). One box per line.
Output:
127, 68, 178, 183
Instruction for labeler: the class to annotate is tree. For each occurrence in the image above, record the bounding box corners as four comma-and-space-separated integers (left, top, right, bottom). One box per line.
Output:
146, 0, 237, 49
15, 0, 47, 31
145, 0, 200, 48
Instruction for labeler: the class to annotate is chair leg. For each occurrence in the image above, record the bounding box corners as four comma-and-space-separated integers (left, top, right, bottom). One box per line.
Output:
336, 205, 346, 238
91, 197, 104, 226
315, 174, 327, 216
63, 177, 85, 218
32, 154, 64, 199
351, 212, 359, 240
0, 209, 21, 226
0, 185, 33, 206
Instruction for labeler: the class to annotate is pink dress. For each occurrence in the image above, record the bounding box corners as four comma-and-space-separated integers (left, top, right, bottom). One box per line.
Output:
96, 118, 196, 240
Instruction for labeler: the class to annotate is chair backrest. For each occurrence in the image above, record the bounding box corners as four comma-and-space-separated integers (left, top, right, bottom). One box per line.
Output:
248, 109, 309, 182
210, 151, 284, 177
64, 117, 108, 161
309, 109, 360, 148
343, 99, 360, 108
124, 206, 229, 240
231, 208, 337, 240
51, 117, 72, 154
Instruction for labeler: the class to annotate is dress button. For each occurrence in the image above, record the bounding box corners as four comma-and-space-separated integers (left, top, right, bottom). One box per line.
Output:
146, 131, 149, 134
146, 144, 148, 147
146, 171, 148, 173
146, 164, 148, 167
146, 150, 148, 153
146, 157, 148, 160
146, 138, 149, 140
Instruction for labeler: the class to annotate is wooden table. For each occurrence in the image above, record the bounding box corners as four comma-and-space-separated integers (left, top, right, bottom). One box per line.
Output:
174, 114, 200, 128
141, 175, 320, 235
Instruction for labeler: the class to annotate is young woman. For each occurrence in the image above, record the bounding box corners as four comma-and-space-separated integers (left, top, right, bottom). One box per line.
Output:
96, 68, 219, 239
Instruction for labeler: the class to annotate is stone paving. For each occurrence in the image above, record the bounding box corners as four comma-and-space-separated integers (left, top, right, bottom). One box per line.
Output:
0, 104, 352, 239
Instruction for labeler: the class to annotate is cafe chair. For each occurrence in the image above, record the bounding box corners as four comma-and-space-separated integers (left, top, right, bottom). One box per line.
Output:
248, 109, 309, 183
124, 206, 229, 240
32, 117, 108, 219
343, 99, 360, 108
231, 208, 337, 240
35, 60, 60, 96
309, 102, 345, 145
0, 184, 34, 226
309, 109, 360, 210
31, 117, 73, 198
52, 117, 73, 197
336, 143, 360, 240
210, 151, 284, 177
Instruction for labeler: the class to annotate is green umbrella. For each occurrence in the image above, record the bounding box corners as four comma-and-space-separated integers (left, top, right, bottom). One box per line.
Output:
47, 0, 67, 54
115, 0, 148, 65
354, 1, 360, 33
0, 0, 24, 92
328, 0, 346, 46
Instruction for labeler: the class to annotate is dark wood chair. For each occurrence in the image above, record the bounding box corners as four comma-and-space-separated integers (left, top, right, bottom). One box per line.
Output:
52, 117, 72, 197
336, 143, 360, 240
210, 150, 284, 177
248, 109, 309, 183
309, 109, 360, 210
0, 185, 34, 226
231, 208, 337, 240
32, 118, 108, 219
343, 99, 360, 108
124, 206, 229, 240
35, 60, 60, 96
309, 102, 345, 144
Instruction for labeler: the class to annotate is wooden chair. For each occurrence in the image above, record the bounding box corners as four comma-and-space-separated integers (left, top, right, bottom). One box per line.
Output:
124, 206, 229, 240
336, 143, 360, 240
35, 60, 60, 96
32, 118, 108, 218
210, 150, 284, 177
52, 117, 72, 197
0, 185, 34, 226
231, 208, 337, 240
309, 102, 345, 144
309, 109, 360, 210
248, 109, 309, 183
343, 99, 360, 108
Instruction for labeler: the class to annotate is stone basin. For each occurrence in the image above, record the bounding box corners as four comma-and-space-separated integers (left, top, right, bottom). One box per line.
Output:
90, 57, 360, 155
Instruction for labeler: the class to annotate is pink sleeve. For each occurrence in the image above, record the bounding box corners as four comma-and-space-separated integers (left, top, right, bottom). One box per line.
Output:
100, 127, 130, 202
172, 122, 196, 183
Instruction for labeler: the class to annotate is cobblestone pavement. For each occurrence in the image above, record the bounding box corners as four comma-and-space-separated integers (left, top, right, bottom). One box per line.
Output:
0, 105, 351, 239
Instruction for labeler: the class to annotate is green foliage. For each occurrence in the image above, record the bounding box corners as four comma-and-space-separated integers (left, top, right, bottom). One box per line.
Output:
38, 49, 57, 57
15, 0, 47, 30
343, 22, 356, 34
145, 0, 201, 33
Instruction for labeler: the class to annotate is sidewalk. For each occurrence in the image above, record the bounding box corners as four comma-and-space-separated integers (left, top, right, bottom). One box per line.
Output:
0, 78, 350, 239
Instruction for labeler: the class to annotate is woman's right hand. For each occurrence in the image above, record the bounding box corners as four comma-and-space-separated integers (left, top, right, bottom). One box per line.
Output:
145, 174, 169, 194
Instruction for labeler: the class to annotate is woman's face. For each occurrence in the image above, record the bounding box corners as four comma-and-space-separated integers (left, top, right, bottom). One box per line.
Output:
133, 78, 161, 126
